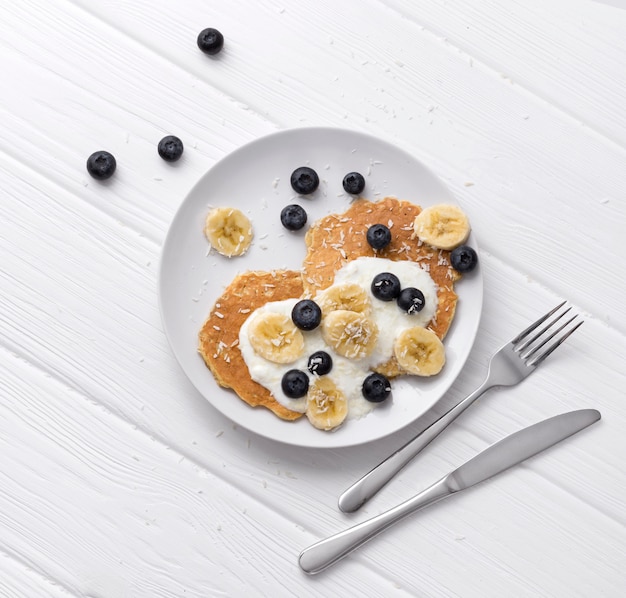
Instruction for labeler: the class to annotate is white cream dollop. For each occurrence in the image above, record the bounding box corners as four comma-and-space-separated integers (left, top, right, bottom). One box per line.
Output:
238, 257, 439, 420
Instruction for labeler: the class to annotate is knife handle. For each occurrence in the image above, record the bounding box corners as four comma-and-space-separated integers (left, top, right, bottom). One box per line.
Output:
299, 477, 452, 575
338, 381, 490, 513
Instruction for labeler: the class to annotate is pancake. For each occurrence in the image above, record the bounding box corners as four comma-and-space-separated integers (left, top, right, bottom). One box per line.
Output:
198, 269, 304, 420
301, 197, 460, 377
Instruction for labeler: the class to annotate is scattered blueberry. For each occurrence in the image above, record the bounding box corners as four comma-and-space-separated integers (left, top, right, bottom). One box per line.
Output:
291, 299, 322, 331
366, 224, 392, 250
450, 245, 478, 273
307, 351, 333, 376
397, 287, 426, 314
197, 28, 224, 55
290, 166, 319, 194
86, 150, 116, 180
362, 373, 391, 403
158, 135, 184, 162
371, 272, 401, 301
281, 369, 309, 399
342, 171, 365, 195
280, 204, 308, 231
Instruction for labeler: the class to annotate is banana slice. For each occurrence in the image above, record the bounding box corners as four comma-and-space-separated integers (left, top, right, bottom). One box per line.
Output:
317, 283, 371, 316
413, 204, 470, 250
204, 207, 253, 257
306, 377, 348, 430
247, 312, 304, 363
322, 310, 378, 359
393, 326, 445, 376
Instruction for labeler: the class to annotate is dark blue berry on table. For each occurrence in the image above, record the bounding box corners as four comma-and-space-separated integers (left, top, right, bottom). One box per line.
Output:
291, 299, 322, 331
366, 223, 392, 250
280, 204, 308, 231
158, 135, 184, 162
197, 28, 224, 55
290, 166, 319, 194
307, 351, 333, 376
362, 373, 391, 403
450, 245, 478, 273
342, 171, 365, 195
86, 150, 116, 180
371, 272, 401, 301
281, 369, 309, 399
397, 287, 426, 314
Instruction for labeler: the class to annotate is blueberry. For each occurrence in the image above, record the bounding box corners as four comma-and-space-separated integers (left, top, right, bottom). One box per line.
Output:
86, 150, 116, 180
366, 224, 392, 250
307, 351, 333, 376
397, 287, 426, 314
291, 299, 322, 330
280, 204, 308, 231
281, 369, 309, 399
158, 135, 184, 162
450, 245, 478, 273
290, 166, 319, 194
362, 373, 391, 403
197, 28, 224, 55
371, 272, 401, 301
343, 171, 365, 195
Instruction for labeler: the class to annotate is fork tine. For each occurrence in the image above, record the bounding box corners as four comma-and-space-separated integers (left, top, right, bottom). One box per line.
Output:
515, 306, 572, 353
521, 313, 578, 359
525, 319, 584, 367
510, 300, 567, 345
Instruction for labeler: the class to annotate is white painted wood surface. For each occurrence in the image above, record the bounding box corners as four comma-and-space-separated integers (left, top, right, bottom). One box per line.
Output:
1, 0, 625, 595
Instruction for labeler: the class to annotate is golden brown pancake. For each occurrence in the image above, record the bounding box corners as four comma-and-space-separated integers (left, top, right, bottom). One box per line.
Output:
302, 197, 460, 376
198, 270, 304, 420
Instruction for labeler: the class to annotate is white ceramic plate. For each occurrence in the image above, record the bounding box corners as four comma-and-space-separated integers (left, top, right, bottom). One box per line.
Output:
158, 127, 482, 448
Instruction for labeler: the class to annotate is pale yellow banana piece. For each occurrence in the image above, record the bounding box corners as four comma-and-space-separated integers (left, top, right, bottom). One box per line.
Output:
306, 377, 348, 430
322, 310, 378, 359
393, 326, 445, 376
247, 312, 304, 363
413, 204, 470, 250
204, 207, 253, 257
316, 283, 371, 316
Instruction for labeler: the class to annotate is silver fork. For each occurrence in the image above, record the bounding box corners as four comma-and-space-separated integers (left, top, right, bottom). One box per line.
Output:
338, 301, 583, 513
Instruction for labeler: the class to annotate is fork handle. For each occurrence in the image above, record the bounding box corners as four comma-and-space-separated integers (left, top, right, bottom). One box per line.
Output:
337, 379, 491, 513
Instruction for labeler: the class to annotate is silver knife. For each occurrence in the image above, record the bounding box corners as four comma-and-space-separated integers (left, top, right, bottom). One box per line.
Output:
299, 408, 600, 575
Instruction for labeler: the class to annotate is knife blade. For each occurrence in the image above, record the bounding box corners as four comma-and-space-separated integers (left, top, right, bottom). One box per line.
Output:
299, 408, 601, 574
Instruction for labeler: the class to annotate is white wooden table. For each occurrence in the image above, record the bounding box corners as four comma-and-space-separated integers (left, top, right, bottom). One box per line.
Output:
2, 1, 625, 596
